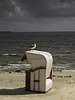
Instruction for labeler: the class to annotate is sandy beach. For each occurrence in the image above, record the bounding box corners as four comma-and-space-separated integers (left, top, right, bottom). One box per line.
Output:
0, 72, 75, 100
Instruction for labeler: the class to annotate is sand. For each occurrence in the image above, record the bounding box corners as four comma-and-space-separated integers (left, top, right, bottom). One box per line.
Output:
0, 72, 75, 100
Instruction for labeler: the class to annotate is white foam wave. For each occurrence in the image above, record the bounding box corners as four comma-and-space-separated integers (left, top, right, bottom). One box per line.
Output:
1, 64, 30, 71
2, 53, 9, 56
10, 53, 16, 56
8, 63, 31, 68
62, 70, 75, 72
2, 53, 17, 56
53, 64, 70, 69
53, 66, 65, 69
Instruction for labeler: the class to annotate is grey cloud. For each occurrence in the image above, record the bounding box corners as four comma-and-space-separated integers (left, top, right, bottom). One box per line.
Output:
59, 0, 74, 3
17, 0, 75, 18
0, 0, 15, 17
0, 0, 24, 18
0, 0, 75, 22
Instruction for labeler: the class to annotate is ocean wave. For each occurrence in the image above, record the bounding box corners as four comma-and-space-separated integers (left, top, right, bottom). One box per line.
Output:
53, 66, 65, 69
2, 53, 9, 56
8, 63, 30, 67
53, 64, 71, 72
10, 53, 17, 56
0, 63, 31, 72
2, 53, 17, 56
53, 64, 70, 68
62, 70, 75, 72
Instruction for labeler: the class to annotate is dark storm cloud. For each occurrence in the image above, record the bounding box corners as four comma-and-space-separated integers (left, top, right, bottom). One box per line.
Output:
0, 0, 17, 17
0, 0, 75, 21
17, 0, 75, 18
59, 0, 74, 3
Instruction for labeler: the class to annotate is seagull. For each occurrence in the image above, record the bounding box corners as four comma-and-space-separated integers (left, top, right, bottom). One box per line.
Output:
29, 43, 36, 50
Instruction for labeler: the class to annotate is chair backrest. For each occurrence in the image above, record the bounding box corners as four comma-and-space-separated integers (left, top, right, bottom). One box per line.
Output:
26, 50, 53, 78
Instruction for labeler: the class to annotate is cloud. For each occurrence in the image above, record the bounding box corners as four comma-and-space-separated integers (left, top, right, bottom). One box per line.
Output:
16, 0, 75, 18
0, 0, 15, 17
0, 0, 75, 19
0, 0, 75, 28
0, 0, 25, 18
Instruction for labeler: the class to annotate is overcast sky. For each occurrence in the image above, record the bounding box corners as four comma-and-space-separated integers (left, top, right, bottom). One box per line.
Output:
0, 0, 75, 32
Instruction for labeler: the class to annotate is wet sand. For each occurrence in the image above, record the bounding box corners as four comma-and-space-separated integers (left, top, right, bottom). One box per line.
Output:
0, 72, 75, 100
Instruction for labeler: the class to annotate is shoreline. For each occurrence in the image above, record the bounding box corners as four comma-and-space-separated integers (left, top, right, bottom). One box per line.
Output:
0, 69, 75, 74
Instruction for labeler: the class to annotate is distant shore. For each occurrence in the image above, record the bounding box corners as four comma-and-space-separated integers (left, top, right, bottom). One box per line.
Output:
0, 31, 75, 33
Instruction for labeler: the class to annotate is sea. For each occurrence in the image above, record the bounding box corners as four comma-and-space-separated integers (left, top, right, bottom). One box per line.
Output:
0, 32, 75, 73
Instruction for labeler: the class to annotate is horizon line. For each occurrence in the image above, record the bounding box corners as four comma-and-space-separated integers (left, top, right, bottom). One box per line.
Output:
0, 31, 75, 33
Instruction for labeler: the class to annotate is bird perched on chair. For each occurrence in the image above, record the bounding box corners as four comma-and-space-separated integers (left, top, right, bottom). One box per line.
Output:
24, 43, 36, 50
21, 43, 36, 61
29, 43, 36, 50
